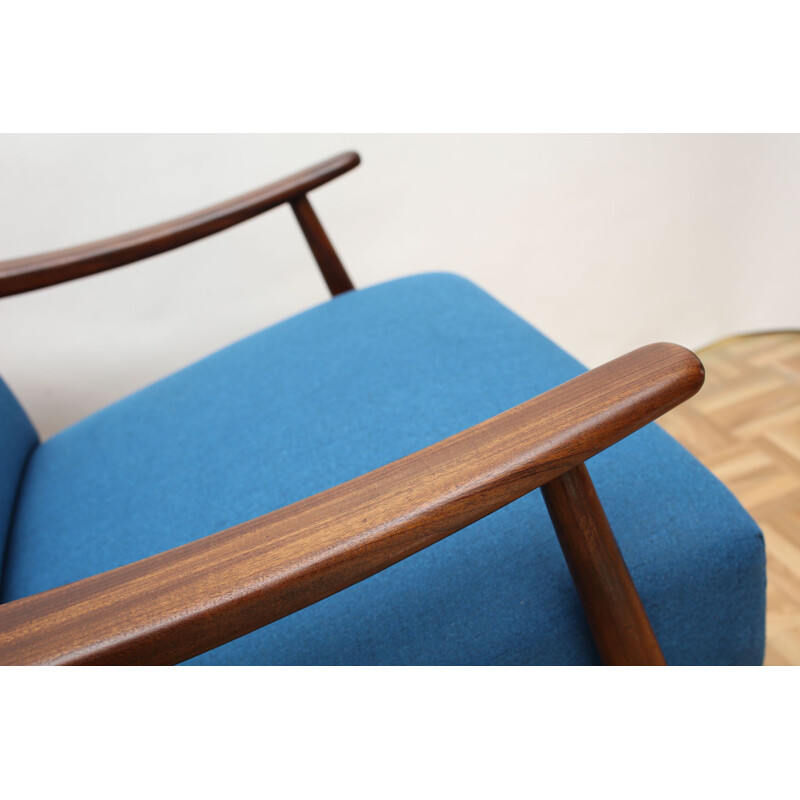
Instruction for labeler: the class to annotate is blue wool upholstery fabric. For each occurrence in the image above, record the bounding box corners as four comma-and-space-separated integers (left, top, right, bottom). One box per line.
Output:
0, 381, 37, 573
2, 273, 766, 664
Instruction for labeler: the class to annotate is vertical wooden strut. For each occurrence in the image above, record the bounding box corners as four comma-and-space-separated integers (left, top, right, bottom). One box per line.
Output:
541, 464, 666, 665
291, 194, 355, 296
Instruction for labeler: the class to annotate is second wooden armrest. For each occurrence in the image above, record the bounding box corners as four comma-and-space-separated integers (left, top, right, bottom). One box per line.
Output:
0, 151, 360, 297
0, 342, 704, 666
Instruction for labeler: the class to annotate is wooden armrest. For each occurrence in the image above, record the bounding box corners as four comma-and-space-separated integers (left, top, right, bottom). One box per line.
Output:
0, 151, 360, 297
0, 343, 704, 665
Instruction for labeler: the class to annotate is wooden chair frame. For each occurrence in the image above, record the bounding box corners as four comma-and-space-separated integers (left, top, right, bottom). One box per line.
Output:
0, 152, 704, 665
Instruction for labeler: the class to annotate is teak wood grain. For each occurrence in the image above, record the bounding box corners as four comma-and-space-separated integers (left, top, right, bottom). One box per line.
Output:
0, 343, 703, 666
0, 151, 360, 297
291, 195, 354, 295
542, 465, 666, 665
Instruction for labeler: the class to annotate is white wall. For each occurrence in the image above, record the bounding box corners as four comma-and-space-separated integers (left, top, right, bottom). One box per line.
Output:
1, 134, 798, 439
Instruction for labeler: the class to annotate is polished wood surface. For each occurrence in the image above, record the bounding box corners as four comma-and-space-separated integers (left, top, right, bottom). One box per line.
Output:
0, 151, 360, 297
291, 195, 354, 295
542, 465, 666, 665
659, 331, 800, 665
0, 343, 703, 665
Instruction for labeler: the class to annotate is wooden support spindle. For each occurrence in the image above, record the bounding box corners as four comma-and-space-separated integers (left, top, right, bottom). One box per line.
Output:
541, 464, 666, 665
291, 194, 355, 296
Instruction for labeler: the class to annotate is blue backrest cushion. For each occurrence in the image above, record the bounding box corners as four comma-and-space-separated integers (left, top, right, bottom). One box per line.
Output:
0, 377, 37, 579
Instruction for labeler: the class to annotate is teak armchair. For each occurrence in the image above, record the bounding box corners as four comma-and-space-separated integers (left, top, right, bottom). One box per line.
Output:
0, 152, 766, 665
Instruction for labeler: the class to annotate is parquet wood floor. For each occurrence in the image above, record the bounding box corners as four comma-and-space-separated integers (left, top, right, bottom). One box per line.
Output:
658, 332, 800, 665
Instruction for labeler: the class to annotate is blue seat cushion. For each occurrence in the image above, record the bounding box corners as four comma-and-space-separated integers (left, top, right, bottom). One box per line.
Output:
0, 379, 37, 576
2, 273, 766, 664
